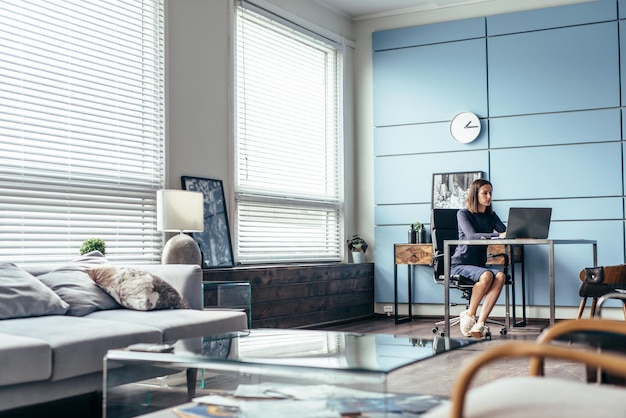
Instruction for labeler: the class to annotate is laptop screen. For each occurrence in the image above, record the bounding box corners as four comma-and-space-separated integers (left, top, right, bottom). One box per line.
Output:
505, 207, 552, 239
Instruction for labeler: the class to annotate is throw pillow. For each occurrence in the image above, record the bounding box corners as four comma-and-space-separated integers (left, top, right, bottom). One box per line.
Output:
88, 266, 189, 311
37, 251, 121, 316
0, 263, 69, 319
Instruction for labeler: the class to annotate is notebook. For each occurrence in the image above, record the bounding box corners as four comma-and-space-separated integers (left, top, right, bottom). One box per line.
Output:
494, 207, 552, 239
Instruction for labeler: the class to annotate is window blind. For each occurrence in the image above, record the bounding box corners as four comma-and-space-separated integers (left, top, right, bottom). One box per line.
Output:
0, 0, 165, 266
235, 2, 343, 263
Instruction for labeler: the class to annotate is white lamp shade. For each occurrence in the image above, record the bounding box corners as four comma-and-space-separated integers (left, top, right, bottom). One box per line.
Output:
157, 190, 204, 232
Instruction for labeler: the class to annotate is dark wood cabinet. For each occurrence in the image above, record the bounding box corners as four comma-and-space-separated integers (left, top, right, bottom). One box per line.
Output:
203, 263, 374, 329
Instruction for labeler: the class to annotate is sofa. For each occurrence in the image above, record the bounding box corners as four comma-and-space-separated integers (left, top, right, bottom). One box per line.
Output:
0, 252, 248, 413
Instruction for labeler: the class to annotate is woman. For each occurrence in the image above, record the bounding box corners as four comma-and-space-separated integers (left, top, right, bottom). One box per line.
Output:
451, 179, 506, 338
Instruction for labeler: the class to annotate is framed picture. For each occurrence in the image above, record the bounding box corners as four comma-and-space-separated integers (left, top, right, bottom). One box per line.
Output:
432, 171, 484, 209
181, 176, 234, 268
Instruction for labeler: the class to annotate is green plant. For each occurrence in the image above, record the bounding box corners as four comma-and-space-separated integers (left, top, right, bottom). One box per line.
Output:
411, 222, 423, 231
346, 234, 368, 253
80, 238, 106, 255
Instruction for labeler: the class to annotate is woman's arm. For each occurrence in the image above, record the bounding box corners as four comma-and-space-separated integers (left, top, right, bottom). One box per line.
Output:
494, 212, 506, 234
457, 210, 499, 239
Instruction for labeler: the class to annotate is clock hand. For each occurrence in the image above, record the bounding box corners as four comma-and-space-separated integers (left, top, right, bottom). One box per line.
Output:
464, 121, 478, 129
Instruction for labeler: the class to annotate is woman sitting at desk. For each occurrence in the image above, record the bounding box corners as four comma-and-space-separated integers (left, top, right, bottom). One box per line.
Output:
452, 179, 506, 338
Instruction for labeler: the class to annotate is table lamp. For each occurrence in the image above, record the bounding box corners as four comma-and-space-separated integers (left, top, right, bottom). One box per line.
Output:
157, 189, 204, 265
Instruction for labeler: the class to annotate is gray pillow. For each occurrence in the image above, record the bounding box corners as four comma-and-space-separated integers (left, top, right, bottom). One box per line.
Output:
38, 251, 121, 316
88, 266, 189, 311
0, 263, 69, 319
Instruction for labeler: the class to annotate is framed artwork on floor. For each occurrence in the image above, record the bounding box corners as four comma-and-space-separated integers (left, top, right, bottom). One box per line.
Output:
432, 171, 484, 209
181, 176, 234, 268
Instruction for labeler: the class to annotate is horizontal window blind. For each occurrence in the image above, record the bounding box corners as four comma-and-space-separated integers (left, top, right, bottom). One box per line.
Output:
235, 2, 343, 263
0, 0, 165, 266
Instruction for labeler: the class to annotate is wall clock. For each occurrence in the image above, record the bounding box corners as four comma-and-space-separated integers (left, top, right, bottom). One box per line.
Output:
450, 112, 481, 143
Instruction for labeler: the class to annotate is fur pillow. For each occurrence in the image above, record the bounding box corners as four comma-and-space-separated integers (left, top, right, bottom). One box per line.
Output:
88, 266, 189, 311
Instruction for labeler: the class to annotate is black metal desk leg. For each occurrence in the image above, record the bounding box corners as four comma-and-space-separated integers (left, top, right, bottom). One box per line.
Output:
394, 261, 412, 324
407, 264, 413, 320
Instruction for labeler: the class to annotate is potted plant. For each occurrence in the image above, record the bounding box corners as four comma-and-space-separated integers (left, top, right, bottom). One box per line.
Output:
409, 222, 426, 244
346, 234, 368, 263
80, 237, 106, 256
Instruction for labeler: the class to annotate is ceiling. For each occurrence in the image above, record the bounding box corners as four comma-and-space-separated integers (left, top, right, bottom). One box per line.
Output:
313, 0, 495, 19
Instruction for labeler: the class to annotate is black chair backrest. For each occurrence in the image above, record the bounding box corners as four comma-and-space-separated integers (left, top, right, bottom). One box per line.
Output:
431, 208, 460, 278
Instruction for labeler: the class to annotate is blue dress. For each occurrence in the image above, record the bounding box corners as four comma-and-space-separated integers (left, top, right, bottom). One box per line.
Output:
450, 208, 506, 282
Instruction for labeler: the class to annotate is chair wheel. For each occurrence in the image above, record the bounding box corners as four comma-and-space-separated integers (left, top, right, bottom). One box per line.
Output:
500, 328, 507, 335
484, 331, 492, 340
432, 327, 438, 334
440, 332, 446, 337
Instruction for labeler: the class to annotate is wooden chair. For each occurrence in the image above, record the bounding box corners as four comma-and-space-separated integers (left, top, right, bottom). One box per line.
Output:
576, 264, 626, 319
423, 319, 626, 418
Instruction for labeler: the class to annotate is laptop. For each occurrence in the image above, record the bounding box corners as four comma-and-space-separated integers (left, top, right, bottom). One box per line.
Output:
496, 207, 552, 239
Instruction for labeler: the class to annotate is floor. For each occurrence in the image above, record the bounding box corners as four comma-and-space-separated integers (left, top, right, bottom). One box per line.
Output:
1, 315, 587, 418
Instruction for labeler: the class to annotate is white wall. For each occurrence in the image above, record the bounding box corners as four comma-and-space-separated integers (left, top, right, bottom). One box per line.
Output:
166, 0, 590, 264
166, 0, 355, 261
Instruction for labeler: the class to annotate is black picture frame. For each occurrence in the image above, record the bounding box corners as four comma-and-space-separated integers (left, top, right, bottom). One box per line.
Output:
431, 171, 484, 209
181, 176, 234, 268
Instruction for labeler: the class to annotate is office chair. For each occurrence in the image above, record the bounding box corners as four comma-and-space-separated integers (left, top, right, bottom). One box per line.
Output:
430, 208, 511, 339
576, 264, 626, 319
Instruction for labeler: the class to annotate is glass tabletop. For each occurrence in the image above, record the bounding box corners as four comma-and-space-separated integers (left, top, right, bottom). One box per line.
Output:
108, 328, 477, 375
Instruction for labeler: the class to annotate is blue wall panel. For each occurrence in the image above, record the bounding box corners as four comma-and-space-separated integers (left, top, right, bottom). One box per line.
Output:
489, 109, 620, 149
374, 151, 489, 205
372, 17, 485, 51
491, 143, 622, 200
621, 21, 626, 105
524, 220, 624, 306
488, 22, 619, 117
487, 0, 616, 36
375, 120, 488, 156
492, 198, 624, 222
373, 38, 487, 127
375, 203, 432, 227
372, 2, 626, 309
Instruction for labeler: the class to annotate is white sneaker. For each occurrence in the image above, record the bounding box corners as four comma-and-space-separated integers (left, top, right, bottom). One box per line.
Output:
459, 310, 476, 337
470, 321, 485, 339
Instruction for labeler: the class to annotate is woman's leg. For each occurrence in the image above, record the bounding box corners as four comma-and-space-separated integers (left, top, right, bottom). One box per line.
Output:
467, 270, 494, 317
476, 271, 506, 323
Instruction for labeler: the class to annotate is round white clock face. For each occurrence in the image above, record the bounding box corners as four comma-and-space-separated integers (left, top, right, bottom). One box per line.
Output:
450, 112, 481, 143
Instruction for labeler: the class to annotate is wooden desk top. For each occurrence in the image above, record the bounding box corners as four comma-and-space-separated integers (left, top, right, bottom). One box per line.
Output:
394, 243, 520, 265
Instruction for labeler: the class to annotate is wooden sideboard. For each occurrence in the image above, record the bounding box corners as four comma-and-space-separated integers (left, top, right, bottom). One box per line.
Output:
203, 263, 374, 329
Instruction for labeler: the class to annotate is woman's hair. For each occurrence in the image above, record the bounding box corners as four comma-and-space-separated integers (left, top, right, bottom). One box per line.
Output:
467, 179, 493, 214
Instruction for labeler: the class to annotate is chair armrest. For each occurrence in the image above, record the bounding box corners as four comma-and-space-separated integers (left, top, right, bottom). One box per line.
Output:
449, 340, 626, 418
529, 318, 626, 375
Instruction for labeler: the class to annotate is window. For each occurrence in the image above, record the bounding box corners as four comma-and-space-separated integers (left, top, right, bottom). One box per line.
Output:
234, 2, 343, 263
0, 0, 165, 266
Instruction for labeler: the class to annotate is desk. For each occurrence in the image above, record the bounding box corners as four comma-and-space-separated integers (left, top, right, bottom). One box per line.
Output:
393, 243, 516, 324
442, 239, 598, 336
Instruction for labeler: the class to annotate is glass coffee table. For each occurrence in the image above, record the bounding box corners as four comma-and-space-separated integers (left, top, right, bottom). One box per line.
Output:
103, 328, 476, 418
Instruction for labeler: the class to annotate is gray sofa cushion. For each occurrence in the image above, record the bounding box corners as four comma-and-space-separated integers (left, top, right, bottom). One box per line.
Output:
0, 334, 52, 386
0, 263, 69, 319
37, 251, 120, 316
85, 309, 248, 342
38, 270, 121, 316
0, 316, 161, 381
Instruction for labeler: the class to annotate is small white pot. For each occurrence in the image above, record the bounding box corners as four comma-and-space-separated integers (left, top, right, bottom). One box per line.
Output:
351, 251, 364, 264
